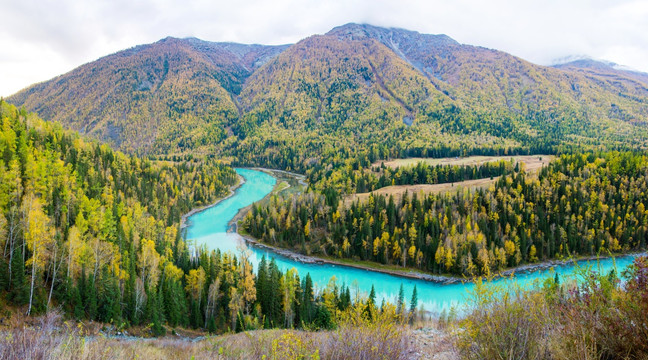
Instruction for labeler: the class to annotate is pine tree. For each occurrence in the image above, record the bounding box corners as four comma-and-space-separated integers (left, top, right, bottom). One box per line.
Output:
0, 258, 7, 291
299, 273, 314, 325
72, 284, 83, 319
9, 246, 28, 305
268, 258, 282, 327
124, 251, 138, 324
344, 286, 351, 309
207, 316, 217, 334
365, 284, 377, 320
313, 304, 332, 330
153, 285, 166, 336
256, 256, 268, 315
99, 272, 121, 324
396, 284, 405, 315
87, 277, 98, 320
409, 285, 418, 319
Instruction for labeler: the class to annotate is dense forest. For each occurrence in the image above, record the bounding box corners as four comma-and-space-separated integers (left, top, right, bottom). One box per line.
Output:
244, 152, 648, 276
0, 101, 408, 334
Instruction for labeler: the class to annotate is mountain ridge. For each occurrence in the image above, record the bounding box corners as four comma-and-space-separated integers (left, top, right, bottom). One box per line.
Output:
7, 23, 648, 167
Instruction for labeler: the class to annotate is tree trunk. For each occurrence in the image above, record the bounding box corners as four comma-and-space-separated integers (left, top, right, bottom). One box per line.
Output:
27, 246, 36, 315
48, 245, 61, 309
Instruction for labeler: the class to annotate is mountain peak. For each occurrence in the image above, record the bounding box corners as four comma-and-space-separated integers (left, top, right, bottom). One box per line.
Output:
326, 23, 458, 46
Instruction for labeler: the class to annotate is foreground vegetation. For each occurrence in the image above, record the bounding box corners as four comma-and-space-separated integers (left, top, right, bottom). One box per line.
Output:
2, 255, 645, 359
0, 304, 418, 360
455, 255, 648, 360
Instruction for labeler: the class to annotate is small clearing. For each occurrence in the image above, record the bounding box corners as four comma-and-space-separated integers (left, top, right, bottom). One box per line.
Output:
347, 155, 553, 205
345, 177, 497, 205
373, 155, 552, 172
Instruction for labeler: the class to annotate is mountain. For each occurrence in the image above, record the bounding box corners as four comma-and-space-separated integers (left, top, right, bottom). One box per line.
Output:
553, 57, 648, 91
8, 37, 288, 155
8, 23, 648, 169
232, 23, 648, 171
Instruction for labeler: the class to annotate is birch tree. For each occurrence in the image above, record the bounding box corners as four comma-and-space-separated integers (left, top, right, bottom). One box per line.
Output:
24, 196, 54, 315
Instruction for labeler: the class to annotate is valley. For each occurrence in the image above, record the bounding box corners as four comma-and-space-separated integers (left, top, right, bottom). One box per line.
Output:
188, 167, 641, 314
1, 21, 648, 360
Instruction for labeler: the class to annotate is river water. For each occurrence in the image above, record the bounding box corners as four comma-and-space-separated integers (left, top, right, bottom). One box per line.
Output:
184, 168, 640, 313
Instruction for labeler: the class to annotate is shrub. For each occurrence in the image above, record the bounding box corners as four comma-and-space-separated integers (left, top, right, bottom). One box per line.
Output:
552, 256, 648, 360
454, 256, 648, 360
455, 277, 555, 360
320, 303, 414, 360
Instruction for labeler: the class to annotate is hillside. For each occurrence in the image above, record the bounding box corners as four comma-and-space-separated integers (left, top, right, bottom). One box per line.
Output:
8, 23, 648, 170
0, 100, 396, 337
8, 38, 287, 155
0, 100, 236, 328
553, 58, 648, 86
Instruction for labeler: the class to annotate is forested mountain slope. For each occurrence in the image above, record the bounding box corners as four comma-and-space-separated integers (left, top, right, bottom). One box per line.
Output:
8, 24, 648, 170
8, 38, 287, 156
0, 100, 237, 325
553, 58, 648, 88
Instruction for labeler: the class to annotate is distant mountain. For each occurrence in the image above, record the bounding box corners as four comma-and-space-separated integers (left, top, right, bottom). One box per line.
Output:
553, 57, 648, 89
8, 23, 648, 168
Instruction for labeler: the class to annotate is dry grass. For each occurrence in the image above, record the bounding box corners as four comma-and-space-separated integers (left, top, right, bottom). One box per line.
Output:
0, 308, 437, 360
373, 155, 552, 170
453, 256, 648, 360
347, 155, 553, 206
345, 178, 497, 205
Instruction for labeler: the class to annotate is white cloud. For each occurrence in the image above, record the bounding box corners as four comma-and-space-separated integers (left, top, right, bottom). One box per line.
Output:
1, 0, 647, 97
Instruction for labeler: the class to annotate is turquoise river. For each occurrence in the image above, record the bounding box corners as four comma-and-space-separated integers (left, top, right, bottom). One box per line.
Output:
184, 168, 641, 313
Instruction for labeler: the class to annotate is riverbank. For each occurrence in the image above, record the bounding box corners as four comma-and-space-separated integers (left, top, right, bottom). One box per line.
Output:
242, 232, 646, 285
179, 173, 245, 230
240, 229, 646, 285
241, 235, 463, 284
228, 167, 307, 231
498, 250, 648, 277
183, 167, 645, 287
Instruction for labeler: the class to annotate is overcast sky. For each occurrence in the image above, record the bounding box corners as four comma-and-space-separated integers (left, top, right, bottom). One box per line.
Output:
1, 0, 647, 97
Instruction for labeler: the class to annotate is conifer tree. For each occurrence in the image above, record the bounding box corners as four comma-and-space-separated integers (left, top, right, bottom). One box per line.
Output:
409, 285, 418, 321
9, 246, 28, 304
396, 284, 405, 315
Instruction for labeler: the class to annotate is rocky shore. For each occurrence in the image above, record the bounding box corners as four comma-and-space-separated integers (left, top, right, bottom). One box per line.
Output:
240, 233, 646, 286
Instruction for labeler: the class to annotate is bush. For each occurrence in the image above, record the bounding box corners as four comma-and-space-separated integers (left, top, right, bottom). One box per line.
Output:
320, 303, 414, 360
455, 277, 555, 360
552, 256, 648, 360
455, 256, 648, 360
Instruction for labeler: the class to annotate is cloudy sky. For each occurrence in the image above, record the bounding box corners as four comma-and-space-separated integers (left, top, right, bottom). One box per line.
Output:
1, 0, 647, 97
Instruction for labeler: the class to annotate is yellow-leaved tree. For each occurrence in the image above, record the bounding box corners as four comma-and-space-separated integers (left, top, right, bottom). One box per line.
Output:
23, 195, 54, 315
138, 239, 161, 288
185, 267, 206, 306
